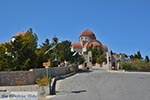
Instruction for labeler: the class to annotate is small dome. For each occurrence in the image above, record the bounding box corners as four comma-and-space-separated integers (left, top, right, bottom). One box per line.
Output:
80, 29, 96, 39
90, 41, 102, 47
103, 45, 108, 52
84, 40, 102, 48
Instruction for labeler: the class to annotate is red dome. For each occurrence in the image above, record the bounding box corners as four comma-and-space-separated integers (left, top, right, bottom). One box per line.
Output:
80, 29, 96, 39
90, 41, 101, 47
84, 41, 102, 48
103, 45, 108, 52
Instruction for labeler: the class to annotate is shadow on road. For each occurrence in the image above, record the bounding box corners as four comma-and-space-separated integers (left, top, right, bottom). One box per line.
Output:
78, 69, 92, 74
56, 89, 87, 94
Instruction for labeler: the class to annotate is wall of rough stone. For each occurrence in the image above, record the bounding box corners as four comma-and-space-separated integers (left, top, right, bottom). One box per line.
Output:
0, 66, 77, 86
0, 69, 46, 86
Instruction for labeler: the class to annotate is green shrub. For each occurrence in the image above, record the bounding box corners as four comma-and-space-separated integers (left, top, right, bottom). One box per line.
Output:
69, 67, 75, 73
121, 61, 132, 71
121, 60, 150, 72
36, 75, 51, 86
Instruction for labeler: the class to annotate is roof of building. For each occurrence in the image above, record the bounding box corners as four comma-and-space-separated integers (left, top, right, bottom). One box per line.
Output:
80, 29, 96, 39
15, 32, 26, 37
83, 40, 102, 48
102, 45, 108, 52
72, 29, 109, 52
72, 43, 82, 49
4, 42, 11, 45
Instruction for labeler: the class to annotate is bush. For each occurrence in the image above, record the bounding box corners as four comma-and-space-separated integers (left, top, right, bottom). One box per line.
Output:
121, 62, 132, 71
69, 67, 75, 73
121, 60, 150, 72
36, 75, 51, 86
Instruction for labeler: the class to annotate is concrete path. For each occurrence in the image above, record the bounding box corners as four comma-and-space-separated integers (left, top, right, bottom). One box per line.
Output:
49, 69, 150, 100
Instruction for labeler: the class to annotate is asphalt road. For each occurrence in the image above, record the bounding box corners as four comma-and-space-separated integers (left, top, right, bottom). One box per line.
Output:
49, 69, 150, 100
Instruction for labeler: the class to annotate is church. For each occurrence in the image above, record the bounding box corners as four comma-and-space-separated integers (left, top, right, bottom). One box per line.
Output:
71, 29, 108, 54
71, 29, 125, 70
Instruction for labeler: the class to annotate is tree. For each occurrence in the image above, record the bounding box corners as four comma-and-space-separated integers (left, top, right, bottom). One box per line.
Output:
86, 46, 106, 65
36, 38, 51, 68
137, 51, 142, 59
97, 53, 107, 66
57, 40, 73, 62
42, 38, 50, 46
145, 55, 149, 63
77, 54, 85, 65
0, 28, 38, 71
36, 40, 84, 67
130, 51, 143, 60
0, 43, 13, 71
16, 28, 38, 70
52, 40, 85, 66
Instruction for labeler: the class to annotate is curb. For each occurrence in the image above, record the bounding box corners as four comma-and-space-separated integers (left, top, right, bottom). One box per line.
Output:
56, 72, 76, 80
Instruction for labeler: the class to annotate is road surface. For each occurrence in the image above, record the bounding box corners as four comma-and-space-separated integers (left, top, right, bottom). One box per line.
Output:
49, 69, 150, 100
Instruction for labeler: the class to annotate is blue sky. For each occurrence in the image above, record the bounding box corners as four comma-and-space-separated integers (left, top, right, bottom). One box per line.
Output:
0, 0, 150, 57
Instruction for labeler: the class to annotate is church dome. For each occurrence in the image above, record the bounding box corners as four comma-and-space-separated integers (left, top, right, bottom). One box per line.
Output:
84, 40, 102, 48
80, 29, 96, 39
90, 41, 102, 47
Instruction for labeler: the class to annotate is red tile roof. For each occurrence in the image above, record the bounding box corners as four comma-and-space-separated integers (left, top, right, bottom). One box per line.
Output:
15, 32, 25, 37
103, 45, 108, 52
90, 41, 102, 47
4, 42, 11, 45
72, 43, 82, 48
83, 41, 102, 48
80, 29, 96, 39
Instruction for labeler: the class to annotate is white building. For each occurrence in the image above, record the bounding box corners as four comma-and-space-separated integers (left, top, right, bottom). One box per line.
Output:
71, 29, 108, 54
71, 29, 109, 70
71, 29, 127, 70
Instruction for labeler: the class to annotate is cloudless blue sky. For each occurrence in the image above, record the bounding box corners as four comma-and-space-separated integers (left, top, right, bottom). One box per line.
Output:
0, 0, 150, 57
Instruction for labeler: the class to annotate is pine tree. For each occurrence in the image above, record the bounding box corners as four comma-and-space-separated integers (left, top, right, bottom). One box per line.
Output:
145, 55, 149, 63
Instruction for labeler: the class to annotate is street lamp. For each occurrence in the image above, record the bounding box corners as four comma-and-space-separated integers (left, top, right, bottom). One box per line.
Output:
43, 35, 58, 95
72, 51, 78, 65
43, 62, 51, 95
120, 54, 122, 70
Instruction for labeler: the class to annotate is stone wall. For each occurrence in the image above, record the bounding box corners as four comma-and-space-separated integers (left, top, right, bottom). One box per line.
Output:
0, 69, 46, 86
0, 66, 77, 86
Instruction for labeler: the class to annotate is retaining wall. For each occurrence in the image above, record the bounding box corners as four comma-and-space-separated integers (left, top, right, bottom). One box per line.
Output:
0, 66, 77, 86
